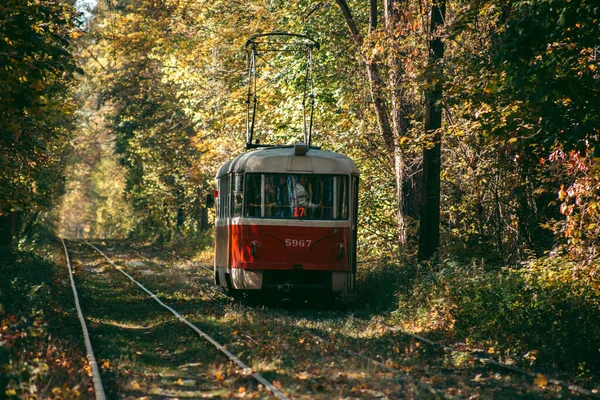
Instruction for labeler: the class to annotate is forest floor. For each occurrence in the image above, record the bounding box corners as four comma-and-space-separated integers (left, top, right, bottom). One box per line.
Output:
1, 237, 598, 399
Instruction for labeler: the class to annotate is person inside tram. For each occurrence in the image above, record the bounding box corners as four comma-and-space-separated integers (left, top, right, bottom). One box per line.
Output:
264, 175, 276, 216
293, 175, 319, 217
275, 175, 291, 218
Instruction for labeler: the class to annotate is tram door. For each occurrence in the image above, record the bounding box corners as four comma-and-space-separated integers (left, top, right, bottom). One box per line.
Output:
214, 174, 230, 287
347, 175, 359, 293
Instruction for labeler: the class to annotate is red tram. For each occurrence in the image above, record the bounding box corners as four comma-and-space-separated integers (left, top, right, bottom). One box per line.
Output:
213, 143, 359, 296
211, 33, 358, 296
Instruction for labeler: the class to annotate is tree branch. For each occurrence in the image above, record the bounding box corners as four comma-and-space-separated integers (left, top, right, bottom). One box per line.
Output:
334, 0, 362, 45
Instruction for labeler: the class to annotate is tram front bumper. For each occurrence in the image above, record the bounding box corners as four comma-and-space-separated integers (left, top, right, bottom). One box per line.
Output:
230, 268, 347, 292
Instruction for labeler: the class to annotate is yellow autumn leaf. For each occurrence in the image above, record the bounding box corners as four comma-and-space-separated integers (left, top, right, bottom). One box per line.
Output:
238, 386, 246, 393
102, 360, 110, 369
215, 370, 225, 381
129, 380, 140, 390
272, 380, 282, 390
534, 373, 548, 387
297, 372, 308, 380
175, 378, 184, 386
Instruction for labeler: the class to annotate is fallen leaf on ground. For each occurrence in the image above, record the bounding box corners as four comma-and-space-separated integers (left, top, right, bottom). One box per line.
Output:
534, 373, 548, 388
297, 372, 308, 380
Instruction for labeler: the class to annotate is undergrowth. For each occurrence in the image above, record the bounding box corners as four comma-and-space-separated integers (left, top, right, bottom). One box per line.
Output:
0, 238, 92, 399
389, 256, 600, 382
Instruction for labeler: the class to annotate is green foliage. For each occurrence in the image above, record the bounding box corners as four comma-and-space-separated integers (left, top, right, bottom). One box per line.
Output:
0, 0, 80, 215
393, 256, 600, 377
443, 0, 599, 262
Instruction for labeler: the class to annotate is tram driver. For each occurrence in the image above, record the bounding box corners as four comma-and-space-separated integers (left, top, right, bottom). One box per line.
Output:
293, 175, 319, 217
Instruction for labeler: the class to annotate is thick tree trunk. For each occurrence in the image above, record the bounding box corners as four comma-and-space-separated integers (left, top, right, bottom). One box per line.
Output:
418, 0, 446, 261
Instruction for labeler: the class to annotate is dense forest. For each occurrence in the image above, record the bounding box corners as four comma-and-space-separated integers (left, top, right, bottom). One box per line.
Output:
2, 0, 599, 261
1, 0, 600, 397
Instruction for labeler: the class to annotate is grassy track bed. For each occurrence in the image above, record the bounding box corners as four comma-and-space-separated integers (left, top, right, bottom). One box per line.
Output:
82, 241, 581, 399
3, 239, 592, 399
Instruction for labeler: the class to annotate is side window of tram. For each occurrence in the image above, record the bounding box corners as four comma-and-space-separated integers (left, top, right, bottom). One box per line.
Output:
336, 176, 349, 220
217, 178, 226, 218
233, 173, 243, 217
245, 174, 261, 217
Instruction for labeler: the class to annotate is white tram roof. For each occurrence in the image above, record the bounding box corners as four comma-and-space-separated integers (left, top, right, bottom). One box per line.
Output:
216, 145, 359, 178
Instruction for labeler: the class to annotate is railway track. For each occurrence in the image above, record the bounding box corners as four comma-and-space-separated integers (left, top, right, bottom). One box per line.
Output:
62, 239, 592, 399
62, 239, 288, 399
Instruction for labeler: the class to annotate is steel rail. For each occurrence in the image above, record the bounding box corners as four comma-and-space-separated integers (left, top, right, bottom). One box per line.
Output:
60, 238, 107, 400
84, 240, 289, 400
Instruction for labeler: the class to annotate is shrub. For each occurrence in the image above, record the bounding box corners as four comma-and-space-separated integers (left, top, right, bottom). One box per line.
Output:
392, 257, 600, 378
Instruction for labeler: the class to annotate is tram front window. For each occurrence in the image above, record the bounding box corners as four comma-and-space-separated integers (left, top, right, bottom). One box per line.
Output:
244, 173, 348, 220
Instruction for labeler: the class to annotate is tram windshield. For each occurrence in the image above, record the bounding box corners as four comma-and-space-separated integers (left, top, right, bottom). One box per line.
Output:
245, 173, 349, 220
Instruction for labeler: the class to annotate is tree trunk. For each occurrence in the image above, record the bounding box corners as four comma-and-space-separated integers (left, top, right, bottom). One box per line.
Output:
335, 0, 408, 246
0, 212, 17, 246
198, 207, 208, 232
418, 0, 446, 261
385, 0, 409, 246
